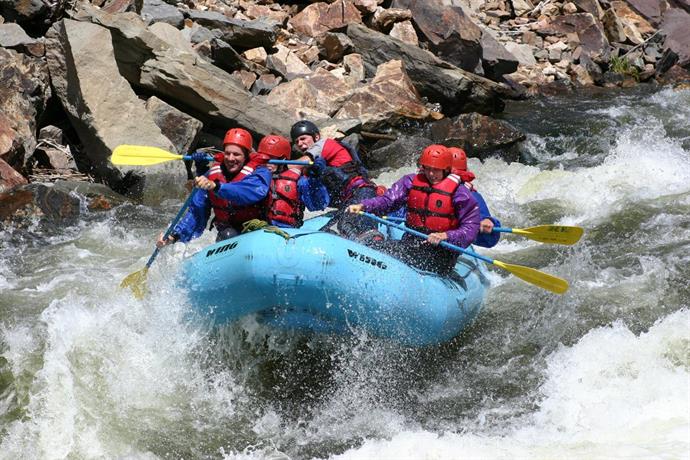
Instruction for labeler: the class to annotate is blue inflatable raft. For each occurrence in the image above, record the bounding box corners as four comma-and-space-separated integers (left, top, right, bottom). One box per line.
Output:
182, 216, 490, 347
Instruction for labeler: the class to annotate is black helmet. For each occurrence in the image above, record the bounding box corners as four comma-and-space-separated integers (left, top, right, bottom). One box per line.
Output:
290, 120, 320, 142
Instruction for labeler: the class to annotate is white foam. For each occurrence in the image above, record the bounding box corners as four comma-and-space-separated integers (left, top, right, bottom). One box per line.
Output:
327, 309, 690, 460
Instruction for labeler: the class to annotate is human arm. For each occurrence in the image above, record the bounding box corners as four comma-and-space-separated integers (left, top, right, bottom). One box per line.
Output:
298, 175, 330, 211
203, 167, 272, 205
156, 187, 212, 246
471, 190, 501, 248
352, 174, 414, 215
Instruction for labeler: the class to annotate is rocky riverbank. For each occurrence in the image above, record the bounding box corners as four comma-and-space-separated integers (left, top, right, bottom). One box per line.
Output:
1, 0, 689, 218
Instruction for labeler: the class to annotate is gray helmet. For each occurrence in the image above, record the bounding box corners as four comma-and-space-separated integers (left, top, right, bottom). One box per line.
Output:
290, 120, 320, 142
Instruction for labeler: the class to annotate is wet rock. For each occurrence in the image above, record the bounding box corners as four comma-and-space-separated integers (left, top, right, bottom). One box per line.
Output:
0, 158, 27, 193
429, 112, 526, 159
334, 60, 440, 129
0, 183, 80, 224
289, 0, 362, 37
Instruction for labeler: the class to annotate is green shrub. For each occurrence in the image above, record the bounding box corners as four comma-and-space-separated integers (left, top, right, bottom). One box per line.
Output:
610, 55, 640, 81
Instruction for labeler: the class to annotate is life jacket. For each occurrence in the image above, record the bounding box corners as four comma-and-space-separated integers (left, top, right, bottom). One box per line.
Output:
207, 162, 266, 230
268, 167, 304, 227
317, 139, 372, 206
406, 173, 461, 233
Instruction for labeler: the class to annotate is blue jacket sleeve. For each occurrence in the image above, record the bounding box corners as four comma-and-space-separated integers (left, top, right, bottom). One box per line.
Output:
298, 175, 330, 211
472, 190, 501, 248
172, 188, 211, 243
215, 167, 271, 205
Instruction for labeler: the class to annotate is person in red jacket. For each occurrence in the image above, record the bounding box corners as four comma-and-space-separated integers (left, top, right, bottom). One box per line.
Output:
255, 134, 330, 228
156, 128, 271, 246
291, 120, 383, 243
347, 145, 480, 275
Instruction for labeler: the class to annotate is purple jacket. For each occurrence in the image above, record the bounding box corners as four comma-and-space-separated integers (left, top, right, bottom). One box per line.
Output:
360, 173, 480, 248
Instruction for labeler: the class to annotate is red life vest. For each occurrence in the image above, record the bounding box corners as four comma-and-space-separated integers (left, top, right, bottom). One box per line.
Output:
207, 162, 266, 229
406, 173, 461, 233
268, 168, 304, 227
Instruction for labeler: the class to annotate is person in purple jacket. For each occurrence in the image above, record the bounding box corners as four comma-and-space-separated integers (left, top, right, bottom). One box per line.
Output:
347, 145, 480, 275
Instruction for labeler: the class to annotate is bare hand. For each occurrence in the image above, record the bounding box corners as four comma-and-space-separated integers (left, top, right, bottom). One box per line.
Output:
156, 232, 175, 248
194, 176, 216, 191
480, 218, 494, 234
426, 232, 448, 245
347, 204, 364, 213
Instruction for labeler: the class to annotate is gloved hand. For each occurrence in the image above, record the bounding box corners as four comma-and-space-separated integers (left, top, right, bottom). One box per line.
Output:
189, 151, 212, 162
307, 156, 327, 178
190, 151, 212, 176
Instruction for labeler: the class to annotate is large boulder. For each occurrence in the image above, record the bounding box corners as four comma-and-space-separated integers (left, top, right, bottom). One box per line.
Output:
391, 0, 483, 73
72, 2, 293, 137
45, 18, 178, 199
346, 23, 510, 115
0, 48, 51, 171
334, 60, 441, 128
660, 8, 690, 67
429, 113, 526, 160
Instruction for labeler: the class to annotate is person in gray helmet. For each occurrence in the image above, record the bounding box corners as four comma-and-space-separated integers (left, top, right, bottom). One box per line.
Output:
290, 120, 383, 243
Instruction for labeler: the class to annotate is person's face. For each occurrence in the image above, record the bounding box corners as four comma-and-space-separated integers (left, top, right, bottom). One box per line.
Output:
422, 166, 445, 184
223, 144, 246, 175
295, 133, 318, 152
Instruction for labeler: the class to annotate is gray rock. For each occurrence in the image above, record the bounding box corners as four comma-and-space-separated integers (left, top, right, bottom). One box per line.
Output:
141, 0, 184, 27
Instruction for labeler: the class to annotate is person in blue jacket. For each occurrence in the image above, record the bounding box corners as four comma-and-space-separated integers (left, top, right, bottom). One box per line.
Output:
448, 147, 501, 248
156, 128, 272, 247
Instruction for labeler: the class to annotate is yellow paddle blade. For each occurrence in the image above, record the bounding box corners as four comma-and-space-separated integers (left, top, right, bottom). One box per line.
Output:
120, 266, 149, 300
512, 225, 584, 245
493, 260, 569, 294
111, 145, 183, 166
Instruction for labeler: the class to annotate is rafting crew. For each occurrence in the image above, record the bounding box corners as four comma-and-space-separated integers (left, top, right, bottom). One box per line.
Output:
346, 144, 480, 275
291, 120, 384, 243
255, 134, 330, 228
156, 128, 272, 246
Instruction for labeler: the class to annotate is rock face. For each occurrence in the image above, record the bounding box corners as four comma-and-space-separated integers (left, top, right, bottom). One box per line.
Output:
45, 18, 177, 197
0, 0, 684, 206
0, 48, 50, 171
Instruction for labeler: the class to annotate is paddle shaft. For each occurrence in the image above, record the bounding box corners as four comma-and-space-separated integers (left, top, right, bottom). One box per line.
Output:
361, 212, 494, 265
145, 191, 195, 268
183, 155, 311, 166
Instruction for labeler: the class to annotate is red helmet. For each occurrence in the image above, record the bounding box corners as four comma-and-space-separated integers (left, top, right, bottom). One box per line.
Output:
257, 135, 291, 159
448, 147, 467, 172
223, 128, 253, 151
419, 144, 451, 170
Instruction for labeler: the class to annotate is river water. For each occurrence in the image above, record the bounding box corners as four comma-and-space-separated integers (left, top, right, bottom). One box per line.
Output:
1, 86, 689, 459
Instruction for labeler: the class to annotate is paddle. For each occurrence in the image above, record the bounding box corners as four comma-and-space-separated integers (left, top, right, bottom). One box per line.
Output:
110, 144, 311, 166
360, 212, 569, 294
382, 216, 583, 246
120, 191, 196, 299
